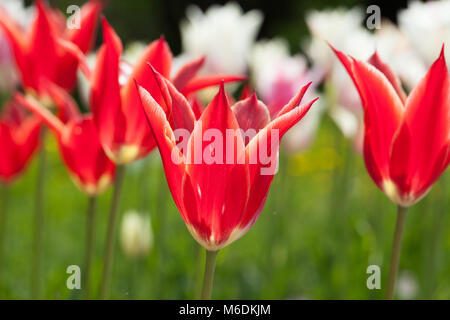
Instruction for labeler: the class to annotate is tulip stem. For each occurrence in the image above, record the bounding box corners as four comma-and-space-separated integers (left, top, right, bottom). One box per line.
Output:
385, 205, 408, 299
83, 195, 97, 300
193, 243, 204, 299
201, 250, 218, 300
0, 183, 9, 281
100, 164, 126, 300
32, 128, 47, 299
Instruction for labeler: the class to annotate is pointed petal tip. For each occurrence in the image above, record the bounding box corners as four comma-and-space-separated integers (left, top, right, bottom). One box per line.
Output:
370, 50, 380, 61
100, 15, 108, 27
303, 81, 312, 91
434, 43, 448, 70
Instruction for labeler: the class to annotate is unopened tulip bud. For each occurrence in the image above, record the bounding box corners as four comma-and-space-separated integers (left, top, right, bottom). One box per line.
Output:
120, 211, 153, 258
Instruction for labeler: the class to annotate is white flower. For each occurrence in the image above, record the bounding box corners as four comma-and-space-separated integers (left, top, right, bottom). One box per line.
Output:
396, 270, 419, 299
120, 210, 153, 258
304, 7, 375, 151
375, 21, 427, 90
305, 7, 373, 70
398, 0, 450, 66
0, 0, 34, 28
180, 2, 263, 75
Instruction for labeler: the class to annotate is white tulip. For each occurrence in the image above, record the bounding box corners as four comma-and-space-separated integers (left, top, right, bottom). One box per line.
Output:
180, 2, 263, 75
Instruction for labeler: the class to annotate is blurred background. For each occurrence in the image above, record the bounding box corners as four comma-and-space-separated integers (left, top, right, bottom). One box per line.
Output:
1, 0, 448, 299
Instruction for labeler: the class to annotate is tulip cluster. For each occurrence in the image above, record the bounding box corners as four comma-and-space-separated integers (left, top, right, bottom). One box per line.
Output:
0, 0, 448, 301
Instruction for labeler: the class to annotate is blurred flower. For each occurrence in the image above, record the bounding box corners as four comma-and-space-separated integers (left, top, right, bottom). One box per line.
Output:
398, 0, 450, 66
180, 2, 263, 75
0, 0, 33, 94
305, 7, 374, 151
77, 41, 148, 108
0, 30, 17, 94
15, 82, 115, 196
87, 18, 245, 164
0, 99, 41, 184
138, 71, 317, 250
250, 38, 324, 152
0, 0, 102, 95
0, 0, 34, 29
306, 7, 373, 70
333, 46, 450, 207
396, 270, 419, 299
120, 210, 153, 258
375, 21, 427, 90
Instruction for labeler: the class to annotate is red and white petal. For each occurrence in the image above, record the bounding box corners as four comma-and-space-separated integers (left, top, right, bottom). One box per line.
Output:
396, 47, 450, 198
185, 84, 250, 249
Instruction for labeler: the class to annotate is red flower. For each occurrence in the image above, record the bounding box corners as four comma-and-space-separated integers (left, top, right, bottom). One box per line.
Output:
332, 45, 450, 207
87, 18, 246, 164
15, 84, 115, 196
0, 0, 102, 95
136, 70, 317, 250
0, 100, 41, 184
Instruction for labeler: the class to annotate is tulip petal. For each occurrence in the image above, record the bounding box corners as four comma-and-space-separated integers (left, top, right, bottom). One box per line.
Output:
67, 0, 102, 54
90, 18, 123, 154
172, 56, 206, 92
0, 109, 40, 183
28, 0, 60, 91
14, 93, 65, 135
42, 81, 80, 123
397, 47, 450, 194
0, 10, 31, 87
231, 94, 270, 144
137, 83, 188, 221
242, 98, 317, 228
185, 84, 250, 248
181, 74, 247, 96
369, 52, 407, 104
276, 82, 312, 118
59, 116, 115, 195
119, 38, 173, 153
149, 66, 196, 133
333, 47, 404, 188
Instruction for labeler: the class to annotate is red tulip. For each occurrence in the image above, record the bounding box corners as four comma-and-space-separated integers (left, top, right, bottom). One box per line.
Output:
0, 0, 102, 95
0, 100, 41, 184
87, 18, 246, 164
15, 84, 115, 196
332, 45, 450, 207
136, 70, 317, 250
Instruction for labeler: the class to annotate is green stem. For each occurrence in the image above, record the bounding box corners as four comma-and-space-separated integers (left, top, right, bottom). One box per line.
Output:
83, 195, 97, 300
193, 243, 203, 299
155, 166, 168, 298
0, 183, 9, 282
385, 205, 408, 300
200, 250, 218, 300
99, 164, 126, 300
32, 128, 47, 299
